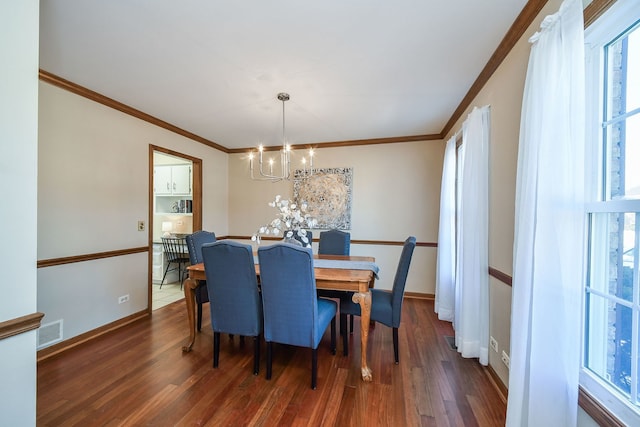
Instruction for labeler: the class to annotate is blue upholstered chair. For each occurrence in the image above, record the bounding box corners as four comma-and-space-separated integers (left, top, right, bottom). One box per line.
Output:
318, 229, 350, 256
317, 229, 353, 353
185, 230, 216, 331
258, 243, 337, 389
202, 240, 263, 375
340, 236, 416, 364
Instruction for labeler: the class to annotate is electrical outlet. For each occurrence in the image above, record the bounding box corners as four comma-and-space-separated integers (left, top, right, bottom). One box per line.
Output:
490, 336, 498, 352
137, 221, 145, 231
501, 350, 510, 369
118, 294, 130, 304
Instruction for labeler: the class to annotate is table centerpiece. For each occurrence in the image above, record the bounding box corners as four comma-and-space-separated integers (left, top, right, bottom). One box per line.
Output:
252, 195, 317, 248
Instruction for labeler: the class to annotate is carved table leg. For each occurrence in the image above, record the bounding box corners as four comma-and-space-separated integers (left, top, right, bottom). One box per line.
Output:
352, 290, 373, 381
182, 277, 198, 352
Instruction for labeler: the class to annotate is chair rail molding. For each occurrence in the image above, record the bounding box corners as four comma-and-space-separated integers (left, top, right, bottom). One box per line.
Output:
0, 312, 45, 341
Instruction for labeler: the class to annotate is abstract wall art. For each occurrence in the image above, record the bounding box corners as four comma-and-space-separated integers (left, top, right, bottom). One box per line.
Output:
293, 167, 353, 230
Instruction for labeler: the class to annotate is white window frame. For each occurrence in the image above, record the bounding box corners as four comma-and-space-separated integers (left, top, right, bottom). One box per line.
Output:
582, 1, 640, 425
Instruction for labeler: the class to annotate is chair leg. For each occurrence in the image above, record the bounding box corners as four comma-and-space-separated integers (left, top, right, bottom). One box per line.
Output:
311, 348, 318, 390
266, 342, 273, 380
240, 336, 245, 346
393, 327, 399, 364
330, 316, 336, 355
340, 314, 348, 356
160, 262, 171, 289
350, 315, 354, 334
196, 302, 203, 331
253, 335, 260, 376
213, 332, 220, 368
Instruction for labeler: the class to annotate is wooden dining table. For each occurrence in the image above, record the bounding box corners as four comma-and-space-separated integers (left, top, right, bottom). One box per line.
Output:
181, 254, 377, 382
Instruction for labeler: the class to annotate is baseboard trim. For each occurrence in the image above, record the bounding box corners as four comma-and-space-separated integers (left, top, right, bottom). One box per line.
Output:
405, 292, 434, 300
485, 364, 508, 404
37, 309, 149, 362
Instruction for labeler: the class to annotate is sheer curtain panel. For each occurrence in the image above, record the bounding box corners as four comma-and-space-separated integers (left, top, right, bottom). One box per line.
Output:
454, 105, 490, 365
506, 0, 585, 425
435, 136, 457, 322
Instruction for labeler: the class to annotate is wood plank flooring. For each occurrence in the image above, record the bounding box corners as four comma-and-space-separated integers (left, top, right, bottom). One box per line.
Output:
37, 298, 506, 426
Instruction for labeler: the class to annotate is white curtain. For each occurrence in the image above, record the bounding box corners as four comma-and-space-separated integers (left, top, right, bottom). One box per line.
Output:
435, 136, 457, 322
454, 105, 490, 365
506, 0, 585, 425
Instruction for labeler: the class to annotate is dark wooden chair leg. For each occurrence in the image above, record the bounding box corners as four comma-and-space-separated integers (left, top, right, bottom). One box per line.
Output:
393, 327, 399, 364
330, 316, 336, 355
350, 315, 354, 334
266, 342, 272, 380
311, 348, 318, 389
340, 314, 348, 356
239, 336, 245, 346
196, 302, 203, 331
253, 335, 260, 375
213, 332, 220, 368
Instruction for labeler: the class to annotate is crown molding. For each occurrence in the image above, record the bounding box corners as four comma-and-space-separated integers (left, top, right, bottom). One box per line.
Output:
38, 70, 229, 153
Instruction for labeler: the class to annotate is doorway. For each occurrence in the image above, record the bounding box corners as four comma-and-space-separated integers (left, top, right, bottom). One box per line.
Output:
148, 145, 202, 312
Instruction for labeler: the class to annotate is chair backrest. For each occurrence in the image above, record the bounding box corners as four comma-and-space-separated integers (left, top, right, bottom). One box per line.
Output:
258, 243, 320, 347
201, 241, 262, 336
185, 230, 216, 264
318, 229, 350, 255
391, 236, 417, 327
161, 236, 188, 262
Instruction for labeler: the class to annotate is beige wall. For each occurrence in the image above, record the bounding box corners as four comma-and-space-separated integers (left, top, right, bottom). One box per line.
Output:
442, 0, 564, 387
36, 79, 444, 343
228, 140, 445, 294
37, 81, 229, 343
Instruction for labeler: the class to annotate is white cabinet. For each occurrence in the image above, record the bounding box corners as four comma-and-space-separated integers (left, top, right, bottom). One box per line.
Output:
171, 164, 191, 195
152, 243, 164, 283
154, 165, 191, 196
154, 166, 172, 195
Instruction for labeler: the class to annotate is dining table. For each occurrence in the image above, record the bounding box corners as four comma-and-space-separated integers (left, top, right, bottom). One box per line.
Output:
181, 253, 378, 382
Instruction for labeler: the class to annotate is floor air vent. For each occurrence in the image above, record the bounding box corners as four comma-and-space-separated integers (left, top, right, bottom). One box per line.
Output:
38, 319, 63, 349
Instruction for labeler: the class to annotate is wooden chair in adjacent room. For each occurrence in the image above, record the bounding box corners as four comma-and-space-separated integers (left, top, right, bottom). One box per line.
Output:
160, 235, 190, 290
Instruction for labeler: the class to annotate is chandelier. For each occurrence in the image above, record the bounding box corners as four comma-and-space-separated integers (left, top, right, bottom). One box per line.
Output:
248, 92, 315, 182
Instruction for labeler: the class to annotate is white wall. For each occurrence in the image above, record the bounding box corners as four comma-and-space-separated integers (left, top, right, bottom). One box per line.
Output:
0, 0, 39, 424
37, 82, 229, 344
228, 140, 444, 294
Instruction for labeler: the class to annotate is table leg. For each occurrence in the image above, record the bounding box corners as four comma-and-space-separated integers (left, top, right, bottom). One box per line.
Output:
182, 277, 198, 352
352, 290, 373, 381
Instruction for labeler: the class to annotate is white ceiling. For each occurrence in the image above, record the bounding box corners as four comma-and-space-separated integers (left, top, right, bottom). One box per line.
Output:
39, 0, 529, 150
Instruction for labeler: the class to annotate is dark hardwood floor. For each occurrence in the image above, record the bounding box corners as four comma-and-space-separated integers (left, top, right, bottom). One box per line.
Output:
37, 298, 506, 426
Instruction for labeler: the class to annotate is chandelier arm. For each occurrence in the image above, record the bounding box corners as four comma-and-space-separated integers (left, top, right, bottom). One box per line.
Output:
249, 92, 313, 182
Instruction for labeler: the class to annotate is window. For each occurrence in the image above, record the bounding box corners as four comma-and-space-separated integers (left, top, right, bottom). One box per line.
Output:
583, 1, 640, 424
